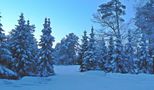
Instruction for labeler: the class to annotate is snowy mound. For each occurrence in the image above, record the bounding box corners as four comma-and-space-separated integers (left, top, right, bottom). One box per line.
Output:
0, 65, 19, 79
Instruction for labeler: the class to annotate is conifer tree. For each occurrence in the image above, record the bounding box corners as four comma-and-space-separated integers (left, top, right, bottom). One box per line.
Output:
97, 36, 107, 70
105, 36, 115, 72
80, 31, 89, 72
81, 27, 97, 71
38, 18, 55, 77
124, 30, 135, 73
0, 14, 18, 79
9, 13, 37, 76
25, 20, 39, 75
138, 33, 153, 73
114, 35, 127, 73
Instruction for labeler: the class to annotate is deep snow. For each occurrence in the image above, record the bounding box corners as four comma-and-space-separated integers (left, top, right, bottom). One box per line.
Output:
0, 65, 154, 90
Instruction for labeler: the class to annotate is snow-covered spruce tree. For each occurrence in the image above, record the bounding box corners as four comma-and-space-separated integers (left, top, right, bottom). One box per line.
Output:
124, 30, 136, 74
96, 36, 107, 71
38, 18, 54, 77
54, 33, 79, 65
105, 36, 115, 72
138, 33, 153, 74
0, 15, 18, 79
9, 13, 37, 76
81, 27, 97, 71
25, 20, 39, 75
114, 34, 128, 73
79, 31, 89, 72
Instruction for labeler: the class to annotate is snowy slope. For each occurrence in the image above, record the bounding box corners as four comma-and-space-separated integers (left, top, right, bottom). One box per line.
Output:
0, 65, 154, 90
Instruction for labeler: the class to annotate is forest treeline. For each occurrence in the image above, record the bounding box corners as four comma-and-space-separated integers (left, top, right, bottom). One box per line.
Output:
0, 0, 154, 79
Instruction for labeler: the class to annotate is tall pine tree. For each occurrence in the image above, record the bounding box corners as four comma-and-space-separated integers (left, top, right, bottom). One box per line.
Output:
114, 34, 127, 73
38, 18, 55, 77
94, 0, 126, 38
9, 13, 37, 76
105, 36, 115, 72
25, 20, 39, 75
0, 14, 18, 79
80, 31, 89, 72
97, 36, 107, 70
81, 27, 97, 71
124, 30, 135, 73
138, 33, 153, 73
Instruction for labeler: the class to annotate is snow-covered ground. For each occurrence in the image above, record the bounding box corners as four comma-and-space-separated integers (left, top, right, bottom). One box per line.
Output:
0, 65, 154, 90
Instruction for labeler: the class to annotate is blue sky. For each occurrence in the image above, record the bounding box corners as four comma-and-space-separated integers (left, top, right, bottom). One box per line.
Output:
0, 0, 134, 45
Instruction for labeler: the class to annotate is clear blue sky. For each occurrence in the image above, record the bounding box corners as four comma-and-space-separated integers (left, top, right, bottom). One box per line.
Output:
0, 0, 134, 45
